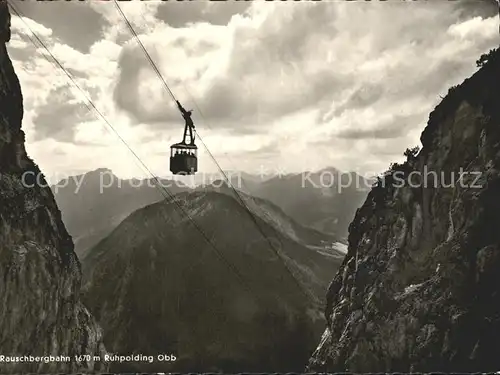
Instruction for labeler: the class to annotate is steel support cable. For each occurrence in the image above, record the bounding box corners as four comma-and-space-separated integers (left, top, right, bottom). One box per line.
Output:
112, 1, 177, 102
8, 0, 256, 298
117, 4, 316, 304
196, 128, 318, 303
12, 19, 166, 214
140, 1, 348, 308
113, 1, 317, 304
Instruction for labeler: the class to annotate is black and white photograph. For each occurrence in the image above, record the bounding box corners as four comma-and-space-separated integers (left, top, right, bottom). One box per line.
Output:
0, 0, 499, 372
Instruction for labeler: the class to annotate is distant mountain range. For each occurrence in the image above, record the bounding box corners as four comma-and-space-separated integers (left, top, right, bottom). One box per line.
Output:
51, 168, 189, 258
81, 190, 345, 372
174, 168, 371, 241
51, 167, 369, 257
244, 168, 371, 240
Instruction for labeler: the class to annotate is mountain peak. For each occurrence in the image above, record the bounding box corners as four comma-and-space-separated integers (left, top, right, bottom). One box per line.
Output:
87, 167, 113, 174
315, 166, 342, 175
82, 188, 343, 372
83, 167, 116, 179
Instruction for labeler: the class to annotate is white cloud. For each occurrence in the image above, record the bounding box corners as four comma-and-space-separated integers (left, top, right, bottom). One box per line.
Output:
10, 14, 52, 38
7, 2, 500, 179
448, 15, 498, 39
90, 1, 162, 44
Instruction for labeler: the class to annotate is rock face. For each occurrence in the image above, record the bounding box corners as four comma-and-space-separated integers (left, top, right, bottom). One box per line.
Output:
0, 4, 106, 373
308, 48, 500, 372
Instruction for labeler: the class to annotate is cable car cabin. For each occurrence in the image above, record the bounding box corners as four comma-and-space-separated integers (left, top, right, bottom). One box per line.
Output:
170, 100, 198, 175
170, 143, 198, 175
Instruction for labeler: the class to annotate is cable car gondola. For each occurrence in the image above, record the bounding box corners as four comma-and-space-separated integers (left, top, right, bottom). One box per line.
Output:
170, 100, 198, 175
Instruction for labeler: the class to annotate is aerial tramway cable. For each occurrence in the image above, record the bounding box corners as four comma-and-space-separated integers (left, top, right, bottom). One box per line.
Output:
7, 0, 257, 299
112, 0, 317, 304
112, 2, 176, 103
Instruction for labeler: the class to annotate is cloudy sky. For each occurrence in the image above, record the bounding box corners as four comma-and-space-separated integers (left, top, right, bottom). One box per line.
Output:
7, 0, 500, 181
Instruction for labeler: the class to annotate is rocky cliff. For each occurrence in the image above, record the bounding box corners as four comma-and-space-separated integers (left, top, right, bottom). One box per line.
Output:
308, 47, 500, 372
0, 3, 106, 373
